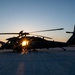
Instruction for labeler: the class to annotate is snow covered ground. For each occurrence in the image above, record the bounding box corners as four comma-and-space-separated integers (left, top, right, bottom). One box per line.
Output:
0, 47, 75, 75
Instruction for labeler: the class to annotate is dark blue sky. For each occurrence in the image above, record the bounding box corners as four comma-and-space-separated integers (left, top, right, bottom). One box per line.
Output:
0, 0, 75, 42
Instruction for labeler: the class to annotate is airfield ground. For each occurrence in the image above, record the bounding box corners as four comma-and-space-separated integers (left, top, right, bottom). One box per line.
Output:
0, 47, 75, 75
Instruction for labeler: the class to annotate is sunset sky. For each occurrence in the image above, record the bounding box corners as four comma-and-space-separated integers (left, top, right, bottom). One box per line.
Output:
0, 0, 75, 42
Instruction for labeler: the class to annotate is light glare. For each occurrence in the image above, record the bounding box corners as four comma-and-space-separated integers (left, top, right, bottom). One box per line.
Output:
22, 40, 29, 46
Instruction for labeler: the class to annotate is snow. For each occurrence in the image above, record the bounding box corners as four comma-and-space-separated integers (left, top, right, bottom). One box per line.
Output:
0, 47, 75, 75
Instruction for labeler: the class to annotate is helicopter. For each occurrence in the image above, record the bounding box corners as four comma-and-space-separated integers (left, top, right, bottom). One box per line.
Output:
0, 26, 75, 53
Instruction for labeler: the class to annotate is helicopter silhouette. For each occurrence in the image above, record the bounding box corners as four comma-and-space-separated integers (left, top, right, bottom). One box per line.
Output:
0, 26, 75, 53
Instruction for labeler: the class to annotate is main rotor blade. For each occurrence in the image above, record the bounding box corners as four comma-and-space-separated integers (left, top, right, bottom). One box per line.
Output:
0, 28, 64, 36
0, 30, 24, 35
0, 33, 19, 35
30, 34, 52, 39
29, 28, 64, 33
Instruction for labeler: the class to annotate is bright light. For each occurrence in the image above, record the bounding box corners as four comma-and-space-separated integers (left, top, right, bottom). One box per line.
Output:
22, 40, 29, 46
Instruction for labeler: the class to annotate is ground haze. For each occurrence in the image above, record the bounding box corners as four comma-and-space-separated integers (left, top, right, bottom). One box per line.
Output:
0, 47, 75, 75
